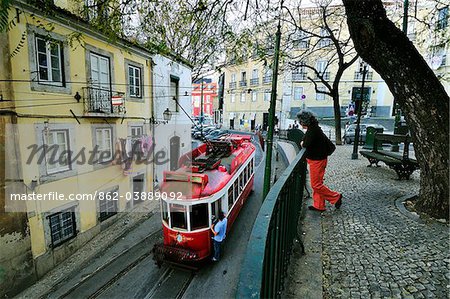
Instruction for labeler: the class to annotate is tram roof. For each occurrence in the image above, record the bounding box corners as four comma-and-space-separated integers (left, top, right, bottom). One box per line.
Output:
161, 136, 255, 200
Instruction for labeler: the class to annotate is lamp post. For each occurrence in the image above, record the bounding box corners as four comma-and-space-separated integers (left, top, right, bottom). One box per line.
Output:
351, 64, 367, 159
150, 108, 172, 125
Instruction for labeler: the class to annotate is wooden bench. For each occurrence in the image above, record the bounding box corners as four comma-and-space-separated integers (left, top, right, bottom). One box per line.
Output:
360, 133, 419, 180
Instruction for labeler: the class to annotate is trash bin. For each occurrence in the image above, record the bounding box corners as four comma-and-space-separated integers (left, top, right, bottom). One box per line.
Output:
363, 126, 384, 150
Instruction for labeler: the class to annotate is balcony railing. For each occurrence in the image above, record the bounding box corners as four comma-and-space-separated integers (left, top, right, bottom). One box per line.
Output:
237, 149, 307, 298
354, 71, 374, 81
263, 75, 272, 84
239, 80, 248, 87
83, 86, 125, 115
315, 72, 330, 81
250, 78, 259, 86
292, 72, 308, 81
229, 82, 237, 89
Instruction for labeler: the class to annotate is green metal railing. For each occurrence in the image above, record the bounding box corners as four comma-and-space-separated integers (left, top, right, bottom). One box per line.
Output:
236, 148, 307, 298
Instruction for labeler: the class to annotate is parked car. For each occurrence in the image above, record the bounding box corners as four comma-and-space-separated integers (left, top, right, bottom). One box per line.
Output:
343, 124, 385, 144
193, 126, 215, 139
204, 129, 229, 140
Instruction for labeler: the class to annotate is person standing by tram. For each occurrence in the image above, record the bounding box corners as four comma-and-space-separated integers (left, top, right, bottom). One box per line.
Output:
210, 211, 228, 262
297, 110, 343, 211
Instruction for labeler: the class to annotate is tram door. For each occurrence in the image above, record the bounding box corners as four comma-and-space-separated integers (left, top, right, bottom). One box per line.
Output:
210, 198, 221, 224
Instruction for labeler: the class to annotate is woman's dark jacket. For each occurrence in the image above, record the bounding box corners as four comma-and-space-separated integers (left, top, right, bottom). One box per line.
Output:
302, 124, 329, 160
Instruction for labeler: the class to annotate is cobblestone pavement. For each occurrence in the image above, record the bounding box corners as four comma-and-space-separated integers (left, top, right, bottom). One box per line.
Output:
320, 145, 449, 299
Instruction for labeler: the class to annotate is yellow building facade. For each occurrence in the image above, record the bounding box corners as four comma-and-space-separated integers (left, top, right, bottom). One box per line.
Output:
222, 1, 449, 129
0, 1, 161, 293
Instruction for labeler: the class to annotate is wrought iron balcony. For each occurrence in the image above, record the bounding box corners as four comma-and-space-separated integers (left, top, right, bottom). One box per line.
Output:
229, 82, 237, 89
250, 78, 259, 86
292, 72, 308, 81
354, 71, 373, 81
239, 80, 248, 87
83, 86, 125, 115
263, 75, 272, 84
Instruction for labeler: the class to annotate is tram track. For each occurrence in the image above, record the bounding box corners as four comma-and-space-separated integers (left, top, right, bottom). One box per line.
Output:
145, 266, 196, 299
51, 228, 162, 299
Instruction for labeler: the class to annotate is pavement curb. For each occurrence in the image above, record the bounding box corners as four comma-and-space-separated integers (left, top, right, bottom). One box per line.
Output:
395, 195, 449, 228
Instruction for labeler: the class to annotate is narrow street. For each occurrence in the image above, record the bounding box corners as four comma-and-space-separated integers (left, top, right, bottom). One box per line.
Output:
28, 138, 270, 299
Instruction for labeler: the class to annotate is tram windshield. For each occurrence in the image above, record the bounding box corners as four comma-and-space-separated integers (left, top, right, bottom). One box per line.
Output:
190, 203, 208, 230
170, 204, 187, 230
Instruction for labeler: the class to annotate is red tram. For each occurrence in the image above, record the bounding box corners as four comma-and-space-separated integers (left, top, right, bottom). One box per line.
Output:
153, 134, 256, 265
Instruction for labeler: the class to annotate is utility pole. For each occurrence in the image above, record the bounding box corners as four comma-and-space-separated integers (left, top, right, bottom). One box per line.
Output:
263, 19, 282, 199
391, 0, 409, 152
200, 77, 204, 138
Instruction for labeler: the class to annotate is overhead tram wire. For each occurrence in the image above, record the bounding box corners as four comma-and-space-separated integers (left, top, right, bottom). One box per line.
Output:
0, 79, 200, 89
0, 93, 194, 109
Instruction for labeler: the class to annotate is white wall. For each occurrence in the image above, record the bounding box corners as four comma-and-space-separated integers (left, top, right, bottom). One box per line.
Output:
152, 54, 192, 186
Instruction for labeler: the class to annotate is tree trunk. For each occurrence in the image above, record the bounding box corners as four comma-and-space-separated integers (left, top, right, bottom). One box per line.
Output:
332, 92, 343, 145
342, 0, 449, 220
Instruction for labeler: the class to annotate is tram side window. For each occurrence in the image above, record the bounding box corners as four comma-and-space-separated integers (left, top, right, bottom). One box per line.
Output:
161, 201, 169, 223
233, 180, 239, 201
240, 172, 245, 191
190, 203, 208, 230
170, 204, 187, 230
211, 198, 220, 221
228, 186, 234, 210
243, 166, 248, 184
250, 159, 254, 174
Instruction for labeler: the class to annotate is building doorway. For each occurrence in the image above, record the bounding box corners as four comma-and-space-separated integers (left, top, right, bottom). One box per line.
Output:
132, 174, 145, 204
170, 136, 180, 171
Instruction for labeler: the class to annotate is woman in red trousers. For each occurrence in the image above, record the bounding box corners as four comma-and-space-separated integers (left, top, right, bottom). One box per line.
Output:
298, 111, 343, 211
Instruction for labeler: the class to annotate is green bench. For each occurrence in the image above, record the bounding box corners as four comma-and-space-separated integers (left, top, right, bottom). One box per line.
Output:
360, 133, 419, 180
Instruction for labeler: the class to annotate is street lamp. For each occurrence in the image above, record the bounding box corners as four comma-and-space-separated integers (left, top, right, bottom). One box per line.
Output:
351, 63, 367, 159
163, 108, 172, 122
149, 108, 172, 125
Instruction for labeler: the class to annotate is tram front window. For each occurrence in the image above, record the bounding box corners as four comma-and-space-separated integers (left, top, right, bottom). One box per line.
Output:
170, 204, 187, 230
190, 203, 208, 230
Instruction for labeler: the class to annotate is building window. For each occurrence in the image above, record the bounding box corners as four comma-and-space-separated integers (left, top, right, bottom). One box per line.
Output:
231, 73, 236, 82
294, 30, 309, 49
45, 130, 70, 174
292, 63, 307, 81
49, 209, 76, 246
294, 87, 303, 101
264, 89, 270, 101
318, 28, 331, 47
231, 93, 236, 103
252, 91, 257, 102
316, 87, 327, 101
36, 37, 63, 85
99, 190, 118, 222
240, 93, 246, 102
437, 6, 448, 30
128, 65, 142, 98
429, 44, 447, 68
95, 128, 113, 162
130, 126, 143, 137
170, 76, 179, 112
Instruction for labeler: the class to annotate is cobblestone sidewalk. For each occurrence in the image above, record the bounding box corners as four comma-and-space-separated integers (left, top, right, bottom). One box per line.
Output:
286, 145, 449, 299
